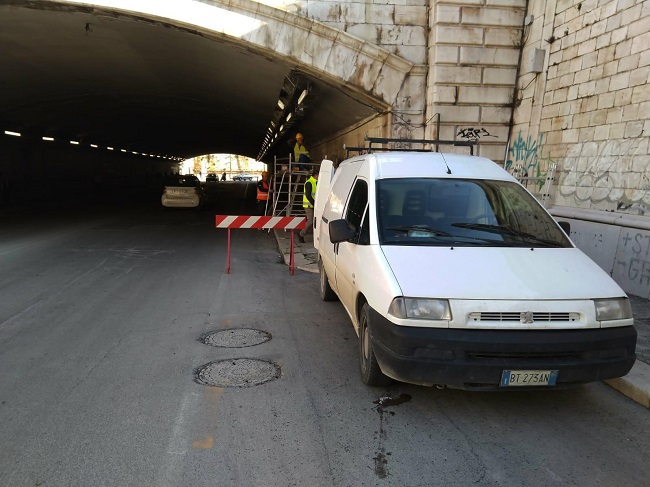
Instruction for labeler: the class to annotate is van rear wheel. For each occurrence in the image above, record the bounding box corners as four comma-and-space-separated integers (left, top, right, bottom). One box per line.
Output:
359, 303, 392, 386
318, 258, 337, 301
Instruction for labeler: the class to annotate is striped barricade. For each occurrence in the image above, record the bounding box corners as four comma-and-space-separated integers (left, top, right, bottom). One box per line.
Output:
215, 215, 306, 274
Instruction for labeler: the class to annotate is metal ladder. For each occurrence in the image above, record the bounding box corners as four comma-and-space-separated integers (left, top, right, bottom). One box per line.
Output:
270, 154, 307, 217
514, 162, 557, 208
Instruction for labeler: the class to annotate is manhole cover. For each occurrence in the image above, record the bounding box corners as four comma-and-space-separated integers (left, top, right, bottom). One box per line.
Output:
201, 328, 271, 348
195, 359, 281, 387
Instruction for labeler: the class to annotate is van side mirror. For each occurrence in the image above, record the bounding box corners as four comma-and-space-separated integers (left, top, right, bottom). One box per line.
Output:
558, 221, 571, 234
329, 219, 356, 243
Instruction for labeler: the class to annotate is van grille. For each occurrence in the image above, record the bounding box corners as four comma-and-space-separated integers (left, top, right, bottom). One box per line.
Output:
466, 350, 580, 360
469, 312, 579, 323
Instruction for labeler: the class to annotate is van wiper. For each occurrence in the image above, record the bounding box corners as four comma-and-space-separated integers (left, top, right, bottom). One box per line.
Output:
451, 223, 564, 247
387, 225, 453, 237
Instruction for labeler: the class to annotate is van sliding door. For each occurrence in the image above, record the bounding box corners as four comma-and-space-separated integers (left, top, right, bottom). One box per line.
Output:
336, 179, 370, 318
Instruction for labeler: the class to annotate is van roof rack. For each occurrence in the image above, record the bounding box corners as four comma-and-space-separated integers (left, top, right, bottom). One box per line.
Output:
344, 136, 476, 157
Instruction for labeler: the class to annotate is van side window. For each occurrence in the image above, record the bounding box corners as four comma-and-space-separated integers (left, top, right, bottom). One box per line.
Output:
345, 180, 370, 245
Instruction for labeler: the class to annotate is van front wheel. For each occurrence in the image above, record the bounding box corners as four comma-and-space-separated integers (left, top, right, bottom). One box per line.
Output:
318, 258, 337, 301
359, 303, 392, 386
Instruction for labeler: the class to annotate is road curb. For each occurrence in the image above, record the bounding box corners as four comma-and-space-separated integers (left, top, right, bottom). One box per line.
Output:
274, 229, 318, 274
605, 360, 650, 409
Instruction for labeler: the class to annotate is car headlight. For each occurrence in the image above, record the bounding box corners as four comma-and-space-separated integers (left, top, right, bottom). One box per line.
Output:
594, 298, 632, 321
388, 297, 451, 320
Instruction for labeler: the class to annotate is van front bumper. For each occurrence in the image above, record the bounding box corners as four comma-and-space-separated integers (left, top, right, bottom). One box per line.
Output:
368, 307, 637, 390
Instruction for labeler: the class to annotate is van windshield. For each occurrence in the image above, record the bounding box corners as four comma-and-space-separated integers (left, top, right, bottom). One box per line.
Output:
376, 178, 571, 248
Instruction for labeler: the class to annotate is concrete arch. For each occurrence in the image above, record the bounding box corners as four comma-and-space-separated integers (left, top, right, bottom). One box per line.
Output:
61, 0, 413, 108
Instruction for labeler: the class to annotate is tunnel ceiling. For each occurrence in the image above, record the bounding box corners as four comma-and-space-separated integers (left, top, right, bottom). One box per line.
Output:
0, 1, 383, 161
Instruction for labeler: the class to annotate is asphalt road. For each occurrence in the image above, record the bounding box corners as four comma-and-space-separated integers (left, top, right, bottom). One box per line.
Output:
1, 183, 649, 487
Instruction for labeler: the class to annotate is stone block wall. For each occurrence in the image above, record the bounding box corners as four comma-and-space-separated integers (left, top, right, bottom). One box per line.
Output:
262, 1, 526, 160
511, 0, 650, 217
295, 1, 430, 145
513, 0, 650, 297
298, 0, 527, 160
250, 0, 650, 295
426, 0, 527, 162
288, 1, 429, 65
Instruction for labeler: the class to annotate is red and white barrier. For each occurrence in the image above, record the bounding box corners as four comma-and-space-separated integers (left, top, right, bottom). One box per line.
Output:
215, 215, 306, 274
215, 215, 306, 230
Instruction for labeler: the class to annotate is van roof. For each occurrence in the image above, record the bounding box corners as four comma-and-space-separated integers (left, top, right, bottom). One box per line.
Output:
343, 151, 516, 181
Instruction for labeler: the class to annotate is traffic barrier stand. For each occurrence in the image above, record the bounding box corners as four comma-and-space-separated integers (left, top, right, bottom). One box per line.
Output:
215, 215, 306, 275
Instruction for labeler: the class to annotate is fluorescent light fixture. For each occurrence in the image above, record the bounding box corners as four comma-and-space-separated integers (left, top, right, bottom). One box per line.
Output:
132, 151, 138, 154
70, 140, 80, 145
279, 125, 284, 132
270, 120, 276, 127
107, 146, 114, 150
43, 136, 54, 141
297, 89, 309, 105
4, 130, 21, 136
277, 99, 285, 110
286, 113, 292, 122
121, 149, 127, 152
90, 144, 98, 148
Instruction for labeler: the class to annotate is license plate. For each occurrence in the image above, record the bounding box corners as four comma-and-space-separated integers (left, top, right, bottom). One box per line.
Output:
500, 369, 558, 387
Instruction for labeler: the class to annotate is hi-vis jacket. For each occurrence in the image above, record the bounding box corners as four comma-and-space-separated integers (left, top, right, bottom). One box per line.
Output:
257, 180, 270, 200
303, 175, 317, 208
294, 142, 310, 162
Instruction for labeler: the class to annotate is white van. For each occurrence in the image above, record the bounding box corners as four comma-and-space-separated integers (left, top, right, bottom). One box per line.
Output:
314, 150, 637, 390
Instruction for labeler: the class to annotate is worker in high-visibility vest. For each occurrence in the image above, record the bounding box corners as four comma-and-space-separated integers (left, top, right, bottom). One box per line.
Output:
299, 169, 318, 243
288, 133, 311, 172
256, 171, 271, 215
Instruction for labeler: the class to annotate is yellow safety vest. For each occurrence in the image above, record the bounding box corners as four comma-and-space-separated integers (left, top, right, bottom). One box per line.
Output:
303, 176, 317, 208
294, 142, 309, 162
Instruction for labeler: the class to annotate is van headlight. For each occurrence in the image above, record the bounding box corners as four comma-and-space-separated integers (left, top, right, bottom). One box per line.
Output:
594, 298, 632, 321
388, 297, 451, 320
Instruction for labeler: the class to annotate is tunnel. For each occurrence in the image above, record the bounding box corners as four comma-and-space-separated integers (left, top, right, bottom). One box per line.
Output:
0, 0, 394, 203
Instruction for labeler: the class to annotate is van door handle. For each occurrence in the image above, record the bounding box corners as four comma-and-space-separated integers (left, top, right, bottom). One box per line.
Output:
322, 216, 329, 224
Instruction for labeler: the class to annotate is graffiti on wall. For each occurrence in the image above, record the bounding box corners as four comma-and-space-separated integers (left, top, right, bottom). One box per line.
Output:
558, 138, 650, 212
614, 230, 650, 293
505, 131, 555, 194
457, 127, 497, 140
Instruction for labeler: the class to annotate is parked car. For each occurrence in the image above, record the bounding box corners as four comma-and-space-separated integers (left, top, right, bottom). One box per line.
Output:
206, 173, 218, 182
314, 151, 636, 390
161, 174, 204, 208
233, 173, 253, 181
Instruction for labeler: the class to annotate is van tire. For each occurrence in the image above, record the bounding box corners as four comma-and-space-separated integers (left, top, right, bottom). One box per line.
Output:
359, 303, 392, 386
319, 258, 337, 301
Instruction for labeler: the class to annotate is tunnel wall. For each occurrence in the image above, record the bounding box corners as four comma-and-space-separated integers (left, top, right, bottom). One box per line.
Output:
311, 113, 391, 164
0, 134, 177, 205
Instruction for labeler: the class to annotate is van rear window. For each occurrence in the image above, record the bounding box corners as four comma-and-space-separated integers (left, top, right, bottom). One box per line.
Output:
376, 179, 571, 248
